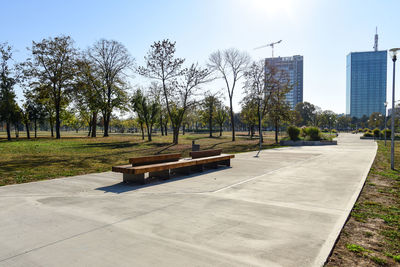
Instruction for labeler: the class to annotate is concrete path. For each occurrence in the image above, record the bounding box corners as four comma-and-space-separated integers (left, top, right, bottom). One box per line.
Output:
0, 133, 376, 267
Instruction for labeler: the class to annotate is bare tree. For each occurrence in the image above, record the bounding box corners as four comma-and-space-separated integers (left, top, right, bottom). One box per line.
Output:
88, 39, 134, 137
208, 48, 250, 141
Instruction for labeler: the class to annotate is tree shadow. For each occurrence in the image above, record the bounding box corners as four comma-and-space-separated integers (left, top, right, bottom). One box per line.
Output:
95, 166, 231, 194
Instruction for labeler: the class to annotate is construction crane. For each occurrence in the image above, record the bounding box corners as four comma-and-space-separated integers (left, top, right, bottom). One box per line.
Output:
254, 40, 282, 57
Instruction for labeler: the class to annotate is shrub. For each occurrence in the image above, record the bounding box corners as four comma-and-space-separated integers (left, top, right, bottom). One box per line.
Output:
303, 126, 321, 141
364, 131, 374, 137
287, 126, 300, 141
363, 128, 370, 132
358, 128, 364, 132
373, 128, 380, 138
322, 128, 329, 133
331, 129, 337, 133
381, 129, 391, 138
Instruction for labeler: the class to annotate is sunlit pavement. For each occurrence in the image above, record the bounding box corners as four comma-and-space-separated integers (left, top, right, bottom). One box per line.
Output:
0, 133, 376, 267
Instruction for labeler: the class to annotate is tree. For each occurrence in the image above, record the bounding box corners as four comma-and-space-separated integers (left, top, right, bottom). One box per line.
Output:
88, 39, 133, 137
243, 60, 270, 142
24, 90, 45, 138
208, 48, 250, 141
201, 92, 220, 137
131, 88, 160, 141
215, 103, 229, 137
368, 112, 384, 129
74, 56, 103, 137
25, 35, 77, 139
265, 63, 292, 143
0, 43, 19, 141
138, 40, 211, 144
62, 110, 85, 133
240, 98, 258, 138
295, 102, 316, 126
319, 110, 337, 131
337, 115, 351, 131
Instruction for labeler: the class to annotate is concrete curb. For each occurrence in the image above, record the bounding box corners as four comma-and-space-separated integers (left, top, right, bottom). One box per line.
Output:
312, 140, 378, 267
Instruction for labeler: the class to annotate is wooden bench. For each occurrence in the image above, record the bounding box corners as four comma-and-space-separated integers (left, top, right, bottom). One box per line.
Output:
112, 150, 234, 184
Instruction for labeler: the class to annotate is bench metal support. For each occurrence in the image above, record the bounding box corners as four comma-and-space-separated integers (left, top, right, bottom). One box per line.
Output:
123, 173, 148, 184
172, 166, 192, 175
149, 169, 170, 180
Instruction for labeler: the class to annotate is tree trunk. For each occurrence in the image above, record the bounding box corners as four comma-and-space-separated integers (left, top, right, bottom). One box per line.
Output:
55, 107, 61, 139
91, 112, 97, 137
25, 122, 30, 139
146, 123, 152, 141
34, 118, 37, 138
87, 122, 92, 137
164, 124, 168, 136
160, 116, 164, 136
49, 117, 54, 138
250, 125, 254, 138
14, 123, 19, 139
230, 98, 235, 141
140, 122, 144, 140
173, 126, 179, 144
103, 112, 110, 137
219, 124, 223, 136
275, 121, 279, 144
6, 121, 11, 141
182, 124, 185, 135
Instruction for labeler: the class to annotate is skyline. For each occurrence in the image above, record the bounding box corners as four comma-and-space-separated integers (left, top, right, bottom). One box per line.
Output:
1, 0, 400, 114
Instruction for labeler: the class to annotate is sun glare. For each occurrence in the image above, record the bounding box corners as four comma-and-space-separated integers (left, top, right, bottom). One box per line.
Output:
236, 0, 299, 19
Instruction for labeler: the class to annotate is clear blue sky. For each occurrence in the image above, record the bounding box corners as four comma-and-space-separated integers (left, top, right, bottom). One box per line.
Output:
1, 0, 400, 113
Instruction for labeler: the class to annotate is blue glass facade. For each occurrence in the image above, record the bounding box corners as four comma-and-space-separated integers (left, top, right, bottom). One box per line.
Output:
265, 55, 303, 109
346, 51, 387, 118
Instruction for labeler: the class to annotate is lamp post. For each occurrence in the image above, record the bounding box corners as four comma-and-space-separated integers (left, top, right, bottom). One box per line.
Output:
384, 101, 388, 146
389, 48, 400, 170
255, 93, 263, 158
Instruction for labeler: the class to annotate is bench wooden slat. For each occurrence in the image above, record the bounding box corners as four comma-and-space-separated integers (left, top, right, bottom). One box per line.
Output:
189, 149, 222, 159
113, 154, 234, 175
129, 153, 181, 166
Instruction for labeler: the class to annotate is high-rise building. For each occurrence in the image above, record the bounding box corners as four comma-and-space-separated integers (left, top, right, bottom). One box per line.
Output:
265, 55, 303, 109
346, 31, 387, 118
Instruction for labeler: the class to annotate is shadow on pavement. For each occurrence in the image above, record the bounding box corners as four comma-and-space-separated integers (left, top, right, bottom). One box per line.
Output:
95, 166, 231, 194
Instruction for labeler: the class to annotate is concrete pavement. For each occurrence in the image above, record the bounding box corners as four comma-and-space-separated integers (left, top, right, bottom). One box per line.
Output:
0, 133, 376, 266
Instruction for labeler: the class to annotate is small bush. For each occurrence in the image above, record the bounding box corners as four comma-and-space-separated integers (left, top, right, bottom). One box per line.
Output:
287, 126, 300, 141
332, 129, 337, 133
381, 129, 391, 138
322, 128, 329, 133
358, 128, 364, 132
303, 126, 321, 141
363, 128, 370, 132
364, 131, 374, 137
373, 128, 380, 137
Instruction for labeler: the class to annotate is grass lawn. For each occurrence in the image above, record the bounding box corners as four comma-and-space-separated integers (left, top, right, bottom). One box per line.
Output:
326, 141, 400, 266
0, 130, 281, 186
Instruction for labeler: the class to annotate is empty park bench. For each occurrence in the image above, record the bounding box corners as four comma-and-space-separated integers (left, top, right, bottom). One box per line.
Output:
112, 149, 234, 184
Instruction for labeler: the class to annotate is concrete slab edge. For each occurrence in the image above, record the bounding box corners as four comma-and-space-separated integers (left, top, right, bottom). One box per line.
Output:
312, 141, 378, 267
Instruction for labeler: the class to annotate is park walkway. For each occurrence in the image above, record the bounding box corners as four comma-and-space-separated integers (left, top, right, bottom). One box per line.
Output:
0, 133, 376, 267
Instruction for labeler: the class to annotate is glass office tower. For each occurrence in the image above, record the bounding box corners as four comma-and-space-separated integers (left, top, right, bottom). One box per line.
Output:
265, 55, 303, 109
346, 51, 387, 118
